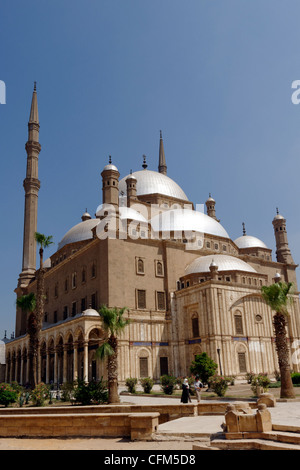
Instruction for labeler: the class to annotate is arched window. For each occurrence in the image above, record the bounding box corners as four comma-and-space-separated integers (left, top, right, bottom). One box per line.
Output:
137, 258, 144, 274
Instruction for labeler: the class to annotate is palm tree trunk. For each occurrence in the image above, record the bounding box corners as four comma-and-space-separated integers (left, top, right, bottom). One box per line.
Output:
107, 335, 120, 403
273, 312, 295, 398
27, 313, 38, 388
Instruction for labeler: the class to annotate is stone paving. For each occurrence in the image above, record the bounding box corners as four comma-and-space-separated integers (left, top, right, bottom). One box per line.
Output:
0, 385, 299, 450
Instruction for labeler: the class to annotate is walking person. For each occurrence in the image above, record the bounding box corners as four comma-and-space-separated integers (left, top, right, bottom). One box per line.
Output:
194, 376, 203, 403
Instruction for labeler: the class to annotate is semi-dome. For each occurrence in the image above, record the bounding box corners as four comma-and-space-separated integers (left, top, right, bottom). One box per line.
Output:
150, 208, 229, 239
59, 206, 148, 250
234, 235, 268, 249
185, 254, 257, 275
119, 169, 188, 201
58, 218, 100, 251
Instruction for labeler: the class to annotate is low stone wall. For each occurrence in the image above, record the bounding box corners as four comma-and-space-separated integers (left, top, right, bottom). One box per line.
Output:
0, 412, 159, 440
0, 402, 257, 422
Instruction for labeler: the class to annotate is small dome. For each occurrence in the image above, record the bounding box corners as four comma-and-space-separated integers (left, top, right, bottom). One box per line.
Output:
185, 254, 257, 275
119, 169, 188, 201
102, 164, 119, 172
234, 235, 268, 249
150, 208, 229, 239
82, 308, 99, 317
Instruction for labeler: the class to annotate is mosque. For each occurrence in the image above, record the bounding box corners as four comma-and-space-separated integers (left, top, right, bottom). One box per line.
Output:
4, 85, 300, 385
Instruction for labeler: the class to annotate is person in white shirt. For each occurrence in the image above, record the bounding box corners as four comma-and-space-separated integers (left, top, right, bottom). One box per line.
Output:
194, 376, 203, 402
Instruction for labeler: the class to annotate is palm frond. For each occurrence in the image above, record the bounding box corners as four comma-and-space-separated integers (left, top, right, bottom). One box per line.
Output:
261, 282, 294, 315
96, 341, 114, 360
98, 305, 130, 335
16, 292, 36, 313
34, 232, 54, 248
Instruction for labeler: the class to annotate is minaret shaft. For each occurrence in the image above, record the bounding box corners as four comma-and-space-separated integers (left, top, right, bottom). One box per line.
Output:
18, 84, 41, 287
158, 130, 167, 175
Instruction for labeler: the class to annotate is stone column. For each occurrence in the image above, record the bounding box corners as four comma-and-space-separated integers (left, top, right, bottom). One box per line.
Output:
73, 342, 78, 382
63, 346, 67, 383
54, 348, 58, 384
83, 341, 89, 382
46, 348, 50, 384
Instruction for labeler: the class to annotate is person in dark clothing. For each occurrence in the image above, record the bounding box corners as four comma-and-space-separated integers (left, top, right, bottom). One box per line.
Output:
181, 378, 191, 403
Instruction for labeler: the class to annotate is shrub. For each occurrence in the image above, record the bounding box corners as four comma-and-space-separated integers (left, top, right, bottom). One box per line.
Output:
125, 377, 138, 394
0, 383, 18, 407
250, 374, 270, 395
160, 375, 176, 395
208, 375, 229, 397
31, 383, 50, 407
73, 379, 108, 405
140, 377, 154, 394
291, 373, 300, 385
60, 382, 75, 402
190, 353, 218, 385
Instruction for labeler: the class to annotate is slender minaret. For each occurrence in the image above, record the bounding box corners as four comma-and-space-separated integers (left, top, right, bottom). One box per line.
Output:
272, 208, 294, 265
18, 83, 41, 287
158, 130, 167, 175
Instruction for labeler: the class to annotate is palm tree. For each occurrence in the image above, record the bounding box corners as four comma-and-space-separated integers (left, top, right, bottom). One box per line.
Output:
34, 232, 53, 384
96, 306, 130, 403
16, 292, 37, 388
16, 233, 53, 388
34, 232, 53, 322
261, 281, 295, 398
34, 232, 53, 270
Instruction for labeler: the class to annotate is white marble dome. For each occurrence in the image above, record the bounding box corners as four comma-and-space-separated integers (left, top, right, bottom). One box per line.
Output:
150, 208, 229, 239
185, 254, 257, 275
234, 235, 268, 249
119, 169, 188, 201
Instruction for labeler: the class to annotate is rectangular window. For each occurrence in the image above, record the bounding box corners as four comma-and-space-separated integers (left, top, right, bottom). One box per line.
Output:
238, 352, 247, 373
160, 357, 169, 376
63, 306, 68, 320
137, 289, 146, 309
139, 357, 148, 377
72, 301, 77, 317
157, 291, 166, 310
81, 297, 86, 312
192, 317, 199, 337
54, 311, 58, 323
234, 315, 244, 335
91, 292, 97, 310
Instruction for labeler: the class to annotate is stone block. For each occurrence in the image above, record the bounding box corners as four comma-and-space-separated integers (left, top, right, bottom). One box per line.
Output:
256, 404, 272, 432
257, 393, 276, 408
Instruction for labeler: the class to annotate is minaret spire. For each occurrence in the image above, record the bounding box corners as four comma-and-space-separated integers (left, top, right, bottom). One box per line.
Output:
158, 130, 167, 175
18, 83, 41, 287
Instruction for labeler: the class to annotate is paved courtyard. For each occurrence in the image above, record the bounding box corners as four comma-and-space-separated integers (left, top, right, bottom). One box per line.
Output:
0, 385, 299, 450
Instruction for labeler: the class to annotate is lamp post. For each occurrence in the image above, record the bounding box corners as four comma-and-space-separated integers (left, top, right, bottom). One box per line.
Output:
217, 348, 223, 376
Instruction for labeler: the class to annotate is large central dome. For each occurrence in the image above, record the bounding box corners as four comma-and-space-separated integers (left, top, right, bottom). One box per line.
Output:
119, 169, 189, 201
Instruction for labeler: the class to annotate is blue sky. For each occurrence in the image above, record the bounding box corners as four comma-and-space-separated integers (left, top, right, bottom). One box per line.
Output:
1, 0, 300, 337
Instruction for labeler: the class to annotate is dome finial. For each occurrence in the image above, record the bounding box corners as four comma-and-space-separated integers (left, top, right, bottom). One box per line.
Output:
109, 155, 112, 164
276, 207, 279, 215
142, 154, 148, 169
242, 222, 246, 236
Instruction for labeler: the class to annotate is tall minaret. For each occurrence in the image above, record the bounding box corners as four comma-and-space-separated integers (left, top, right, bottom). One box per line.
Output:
272, 208, 294, 265
18, 83, 41, 288
158, 130, 167, 175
